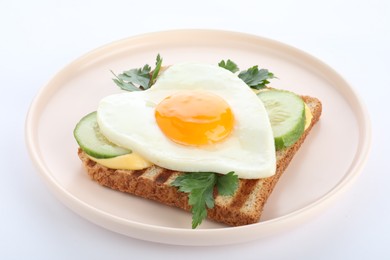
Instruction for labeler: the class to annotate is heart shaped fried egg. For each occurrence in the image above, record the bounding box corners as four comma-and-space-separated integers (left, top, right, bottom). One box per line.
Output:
97, 63, 276, 179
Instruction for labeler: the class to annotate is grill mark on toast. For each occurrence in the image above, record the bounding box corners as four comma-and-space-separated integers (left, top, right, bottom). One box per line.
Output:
132, 170, 145, 178
86, 159, 96, 167
155, 169, 175, 184
230, 179, 259, 209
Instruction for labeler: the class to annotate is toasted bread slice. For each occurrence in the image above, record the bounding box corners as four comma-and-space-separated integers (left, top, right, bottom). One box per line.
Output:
77, 95, 322, 226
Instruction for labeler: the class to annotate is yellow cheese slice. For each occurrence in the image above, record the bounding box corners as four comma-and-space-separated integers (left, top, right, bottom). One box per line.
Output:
87, 153, 152, 170
304, 103, 313, 130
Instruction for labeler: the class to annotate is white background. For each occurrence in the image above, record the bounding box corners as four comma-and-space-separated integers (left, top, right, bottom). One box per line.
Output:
1, 0, 389, 259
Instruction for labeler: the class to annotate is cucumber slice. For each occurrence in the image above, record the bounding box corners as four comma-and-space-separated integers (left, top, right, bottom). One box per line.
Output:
73, 111, 131, 158
258, 90, 305, 150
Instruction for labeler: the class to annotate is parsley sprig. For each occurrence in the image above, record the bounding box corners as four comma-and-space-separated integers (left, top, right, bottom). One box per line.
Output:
218, 59, 239, 73
218, 59, 276, 89
171, 171, 238, 229
111, 54, 163, 91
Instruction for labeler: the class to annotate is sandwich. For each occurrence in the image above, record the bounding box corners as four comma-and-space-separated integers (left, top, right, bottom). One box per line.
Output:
74, 55, 322, 228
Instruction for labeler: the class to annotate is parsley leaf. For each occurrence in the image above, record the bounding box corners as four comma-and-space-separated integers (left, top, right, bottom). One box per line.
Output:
238, 66, 276, 90
111, 65, 151, 91
171, 171, 238, 229
150, 54, 162, 87
218, 59, 239, 73
111, 54, 163, 91
216, 171, 238, 196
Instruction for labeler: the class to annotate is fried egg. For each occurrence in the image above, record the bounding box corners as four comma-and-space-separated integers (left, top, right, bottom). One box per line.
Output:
97, 63, 276, 179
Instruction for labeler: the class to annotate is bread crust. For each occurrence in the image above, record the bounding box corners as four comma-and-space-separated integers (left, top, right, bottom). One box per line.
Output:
77, 95, 322, 226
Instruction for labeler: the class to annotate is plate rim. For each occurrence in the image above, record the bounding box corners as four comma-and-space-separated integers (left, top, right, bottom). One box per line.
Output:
25, 29, 372, 246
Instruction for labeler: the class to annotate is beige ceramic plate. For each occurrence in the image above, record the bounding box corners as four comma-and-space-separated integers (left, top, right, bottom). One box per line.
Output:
26, 30, 371, 246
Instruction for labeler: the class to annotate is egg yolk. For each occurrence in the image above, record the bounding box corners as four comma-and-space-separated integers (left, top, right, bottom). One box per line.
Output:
155, 91, 235, 146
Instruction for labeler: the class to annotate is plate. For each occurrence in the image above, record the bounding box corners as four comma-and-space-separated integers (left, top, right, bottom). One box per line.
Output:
25, 30, 371, 246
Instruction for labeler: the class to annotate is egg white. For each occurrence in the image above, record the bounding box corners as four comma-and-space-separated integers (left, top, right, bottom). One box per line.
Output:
97, 63, 276, 179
